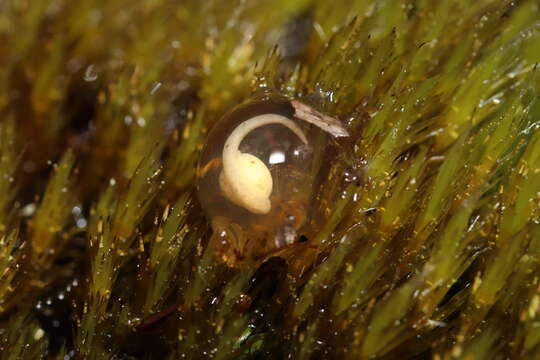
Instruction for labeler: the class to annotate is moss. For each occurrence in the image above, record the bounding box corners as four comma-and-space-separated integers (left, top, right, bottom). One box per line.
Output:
0, 0, 539, 359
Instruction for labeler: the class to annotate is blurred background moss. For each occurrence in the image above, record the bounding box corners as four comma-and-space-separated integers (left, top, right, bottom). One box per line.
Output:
0, 0, 540, 359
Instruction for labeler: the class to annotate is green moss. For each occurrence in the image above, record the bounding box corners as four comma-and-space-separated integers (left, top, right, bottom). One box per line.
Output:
0, 0, 539, 359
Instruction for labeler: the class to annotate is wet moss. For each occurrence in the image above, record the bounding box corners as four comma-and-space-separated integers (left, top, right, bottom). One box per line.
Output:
0, 0, 539, 359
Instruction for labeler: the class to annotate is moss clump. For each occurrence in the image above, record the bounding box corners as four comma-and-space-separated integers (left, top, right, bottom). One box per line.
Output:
0, 0, 539, 359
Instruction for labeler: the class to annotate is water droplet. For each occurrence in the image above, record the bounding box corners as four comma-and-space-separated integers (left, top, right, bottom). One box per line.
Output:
33, 328, 45, 340
72, 206, 82, 216
150, 82, 162, 95
76, 218, 88, 228
128, 317, 141, 326
21, 203, 36, 217
84, 65, 98, 82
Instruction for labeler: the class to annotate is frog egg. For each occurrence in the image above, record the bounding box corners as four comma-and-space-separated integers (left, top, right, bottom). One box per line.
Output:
197, 98, 348, 265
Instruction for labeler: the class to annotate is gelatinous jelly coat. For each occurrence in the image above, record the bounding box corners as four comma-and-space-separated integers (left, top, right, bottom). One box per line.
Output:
197, 98, 348, 266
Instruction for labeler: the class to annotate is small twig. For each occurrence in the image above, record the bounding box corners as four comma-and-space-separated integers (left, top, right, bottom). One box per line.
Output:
290, 100, 350, 138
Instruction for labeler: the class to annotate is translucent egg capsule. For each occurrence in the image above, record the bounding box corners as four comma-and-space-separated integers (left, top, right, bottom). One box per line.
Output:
197, 98, 349, 266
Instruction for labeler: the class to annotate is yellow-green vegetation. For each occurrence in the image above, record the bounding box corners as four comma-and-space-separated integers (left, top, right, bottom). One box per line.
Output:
0, 0, 540, 359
